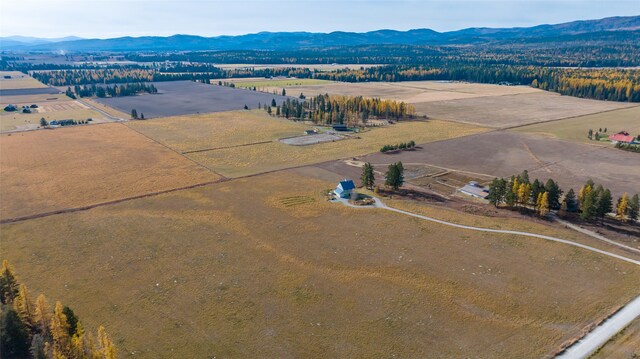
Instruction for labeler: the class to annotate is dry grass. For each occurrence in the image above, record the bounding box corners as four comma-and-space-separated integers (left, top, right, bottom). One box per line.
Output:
79, 98, 131, 119
0, 93, 67, 105
512, 105, 640, 144
126, 110, 311, 152
186, 120, 487, 177
1, 106, 104, 132
0, 123, 220, 220
1, 170, 638, 358
0, 71, 48, 89
413, 92, 633, 128
591, 317, 640, 358
225, 78, 331, 89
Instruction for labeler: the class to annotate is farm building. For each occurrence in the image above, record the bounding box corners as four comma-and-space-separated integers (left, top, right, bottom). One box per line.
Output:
334, 179, 356, 199
458, 181, 489, 199
304, 129, 318, 135
608, 131, 637, 144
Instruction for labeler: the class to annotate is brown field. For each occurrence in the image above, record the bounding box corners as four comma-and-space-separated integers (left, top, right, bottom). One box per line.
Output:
184, 119, 486, 177
126, 110, 312, 152
0, 93, 67, 105
0, 123, 220, 220
592, 318, 640, 358
513, 105, 640, 144
412, 92, 633, 128
1, 169, 638, 358
321, 131, 640, 199
0, 70, 48, 89
79, 97, 135, 119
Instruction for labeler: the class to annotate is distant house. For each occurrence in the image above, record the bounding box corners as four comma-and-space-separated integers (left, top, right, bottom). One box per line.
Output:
608, 131, 636, 144
304, 129, 317, 135
332, 123, 349, 132
458, 181, 489, 199
334, 179, 356, 199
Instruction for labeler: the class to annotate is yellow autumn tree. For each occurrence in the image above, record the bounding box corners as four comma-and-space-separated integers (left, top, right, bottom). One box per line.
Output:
617, 193, 629, 222
539, 192, 550, 217
97, 325, 117, 359
50, 301, 71, 358
518, 183, 531, 207
578, 184, 592, 205
13, 283, 36, 331
34, 294, 52, 335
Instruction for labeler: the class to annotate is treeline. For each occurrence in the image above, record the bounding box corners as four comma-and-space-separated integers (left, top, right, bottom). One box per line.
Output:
266, 94, 415, 127
27, 67, 314, 86
123, 40, 640, 67
70, 83, 158, 98
615, 143, 640, 153
380, 141, 416, 153
487, 170, 639, 223
315, 65, 640, 102
0, 260, 116, 358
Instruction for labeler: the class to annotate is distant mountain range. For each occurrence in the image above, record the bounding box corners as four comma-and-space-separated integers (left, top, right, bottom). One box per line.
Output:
1, 16, 638, 52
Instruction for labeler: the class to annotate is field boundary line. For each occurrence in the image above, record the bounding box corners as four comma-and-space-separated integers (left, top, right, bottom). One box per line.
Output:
121, 123, 227, 178
182, 140, 273, 154
503, 104, 640, 131
0, 178, 227, 225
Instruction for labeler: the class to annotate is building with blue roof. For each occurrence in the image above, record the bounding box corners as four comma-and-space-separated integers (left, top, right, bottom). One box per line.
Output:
334, 179, 356, 199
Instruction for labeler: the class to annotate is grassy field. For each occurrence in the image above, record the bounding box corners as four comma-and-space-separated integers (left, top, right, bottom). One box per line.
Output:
0, 106, 104, 132
592, 317, 640, 358
1, 169, 638, 358
0, 70, 48, 89
185, 119, 487, 177
512, 105, 640, 144
126, 110, 312, 152
80, 97, 131, 119
0, 93, 67, 105
0, 123, 220, 220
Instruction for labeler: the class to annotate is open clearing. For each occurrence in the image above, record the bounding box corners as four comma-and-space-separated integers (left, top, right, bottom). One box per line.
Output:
591, 317, 640, 358
0, 70, 48, 90
324, 131, 640, 198
93, 81, 292, 118
126, 110, 312, 152
513, 105, 640, 144
183, 119, 487, 177
1, 169, 638, 358
280, 133, 343, 146
0, 123, 220, 220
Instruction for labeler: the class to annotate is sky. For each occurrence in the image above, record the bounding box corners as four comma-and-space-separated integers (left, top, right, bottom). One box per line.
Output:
1, 0, 639, 39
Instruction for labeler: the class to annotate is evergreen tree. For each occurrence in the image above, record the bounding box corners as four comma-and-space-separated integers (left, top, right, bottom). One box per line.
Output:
282, 88, 286, 96
544, 179, 563, 210
488, 178, 507, 207
629, 194, 640, 221
616, 193, 629, 222
384, 162, 404, 190
0, 259, 20, 305
505, 177, 517, 207
517, 170, 530, 185
596, 189, 613, 223
580, 190, 598, 222
530, 179, 545, 206
30, 334, 46, 359
131, 109, 138, 119
360, 163, 375, 190
0, 308, 30, 358
140, 113, 144, 120
62, 306, 79, 337
564, 189, 578, 212
40, 118, 48, 127
271, 98, 277, 107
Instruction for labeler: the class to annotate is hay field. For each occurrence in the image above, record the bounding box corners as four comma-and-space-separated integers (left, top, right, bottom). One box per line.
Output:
0, 123, 220, 220
1, 170, 638, 358
592, 317, 640, 358
0, 70, 48, 89
79, 98, 131, 119
413, 92, 633, 128
512, 105, 640, 144
126, 111, 311, 152
186, 120, 487, 177
0, 93, 67, 105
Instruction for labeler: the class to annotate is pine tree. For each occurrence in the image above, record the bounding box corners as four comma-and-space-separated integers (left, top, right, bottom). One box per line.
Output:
131, 109, 138, 119
30, 334, 46, 359
629, 194, 640, 221
50, 301, 71, 357
0, 259, 20, 305
1, 308, 30, 358
596, 189, 613, 223
616, 193, 629, 222
578, 183, 592, 206
581, 190, 598, 221
360, 163, 375, 190
384, 162, 404, 190
544, 179, 563, 210
40, 117, 48, 127
282, 88, 286, 96
97, 325, 117, 359
564, 188, 578, 212
488, 178, 507, 207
